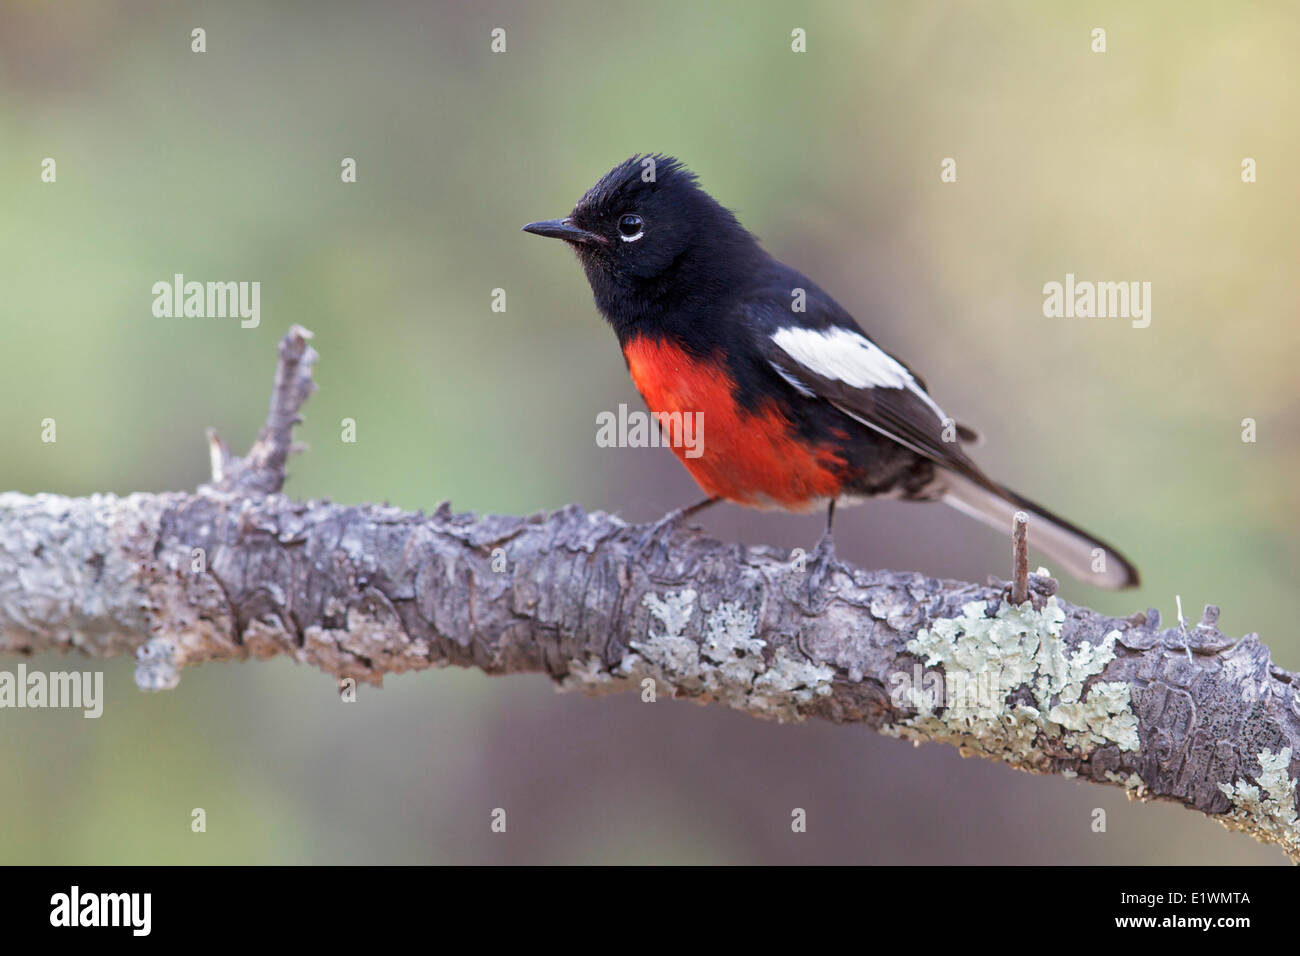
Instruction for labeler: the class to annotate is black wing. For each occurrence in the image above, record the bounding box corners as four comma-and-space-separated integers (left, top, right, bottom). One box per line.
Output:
737, 272, 990, 487
732, 265, 1140, 589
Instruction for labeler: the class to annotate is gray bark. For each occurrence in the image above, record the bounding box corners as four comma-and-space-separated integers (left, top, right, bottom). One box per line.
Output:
1, 327, 1296, 861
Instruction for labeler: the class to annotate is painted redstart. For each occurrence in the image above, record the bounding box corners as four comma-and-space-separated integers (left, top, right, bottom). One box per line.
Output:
523, 155, 1139, 589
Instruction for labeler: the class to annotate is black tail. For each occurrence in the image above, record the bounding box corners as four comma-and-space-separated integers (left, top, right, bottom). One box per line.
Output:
941, 472, 1140, 590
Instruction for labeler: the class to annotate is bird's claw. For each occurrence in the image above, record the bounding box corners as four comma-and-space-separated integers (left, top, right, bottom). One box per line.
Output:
632, 506, 693, 563
804, 531, 838, 604
630, 497, 718, 565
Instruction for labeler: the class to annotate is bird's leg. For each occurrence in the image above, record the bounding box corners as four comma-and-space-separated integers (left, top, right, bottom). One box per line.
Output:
817, 498, 837, 554
805, 499, 839, 600
632, 495, 720, 561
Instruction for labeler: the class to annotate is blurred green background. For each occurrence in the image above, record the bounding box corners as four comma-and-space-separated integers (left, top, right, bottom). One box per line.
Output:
2, 0, 1296, 863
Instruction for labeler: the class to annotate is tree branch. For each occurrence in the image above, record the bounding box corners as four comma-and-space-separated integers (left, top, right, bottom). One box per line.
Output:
1, 328, 1297, 861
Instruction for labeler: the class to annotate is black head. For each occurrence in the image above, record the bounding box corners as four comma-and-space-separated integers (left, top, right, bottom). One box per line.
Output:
523, 155, 764, 339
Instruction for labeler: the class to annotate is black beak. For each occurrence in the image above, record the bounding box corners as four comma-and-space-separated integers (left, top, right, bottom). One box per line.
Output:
521, 218, 603, 245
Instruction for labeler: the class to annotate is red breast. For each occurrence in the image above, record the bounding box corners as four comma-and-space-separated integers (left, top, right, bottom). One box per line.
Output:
621, 335, 847, 511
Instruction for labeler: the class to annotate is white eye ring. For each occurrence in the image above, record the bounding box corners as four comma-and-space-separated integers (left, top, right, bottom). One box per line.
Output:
617, 214, 644, 242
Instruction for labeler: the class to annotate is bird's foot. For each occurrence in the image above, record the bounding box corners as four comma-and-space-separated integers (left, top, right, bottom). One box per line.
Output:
631, 497, 717, 564
804, 530, 839, 604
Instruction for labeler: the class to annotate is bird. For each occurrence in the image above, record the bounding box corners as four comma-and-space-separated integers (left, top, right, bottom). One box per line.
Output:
522, 155, 1139, 589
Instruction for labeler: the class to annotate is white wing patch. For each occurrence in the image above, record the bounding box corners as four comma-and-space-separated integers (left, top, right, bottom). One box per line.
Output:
770, 326, 947, 419
771, 364, 816, 397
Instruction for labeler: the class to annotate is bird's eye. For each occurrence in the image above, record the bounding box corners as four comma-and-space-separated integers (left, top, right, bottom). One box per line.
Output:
617, 214, 644, 241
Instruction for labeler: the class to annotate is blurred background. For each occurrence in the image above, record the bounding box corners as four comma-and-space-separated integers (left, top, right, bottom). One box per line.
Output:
2, 0, 1297, 864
